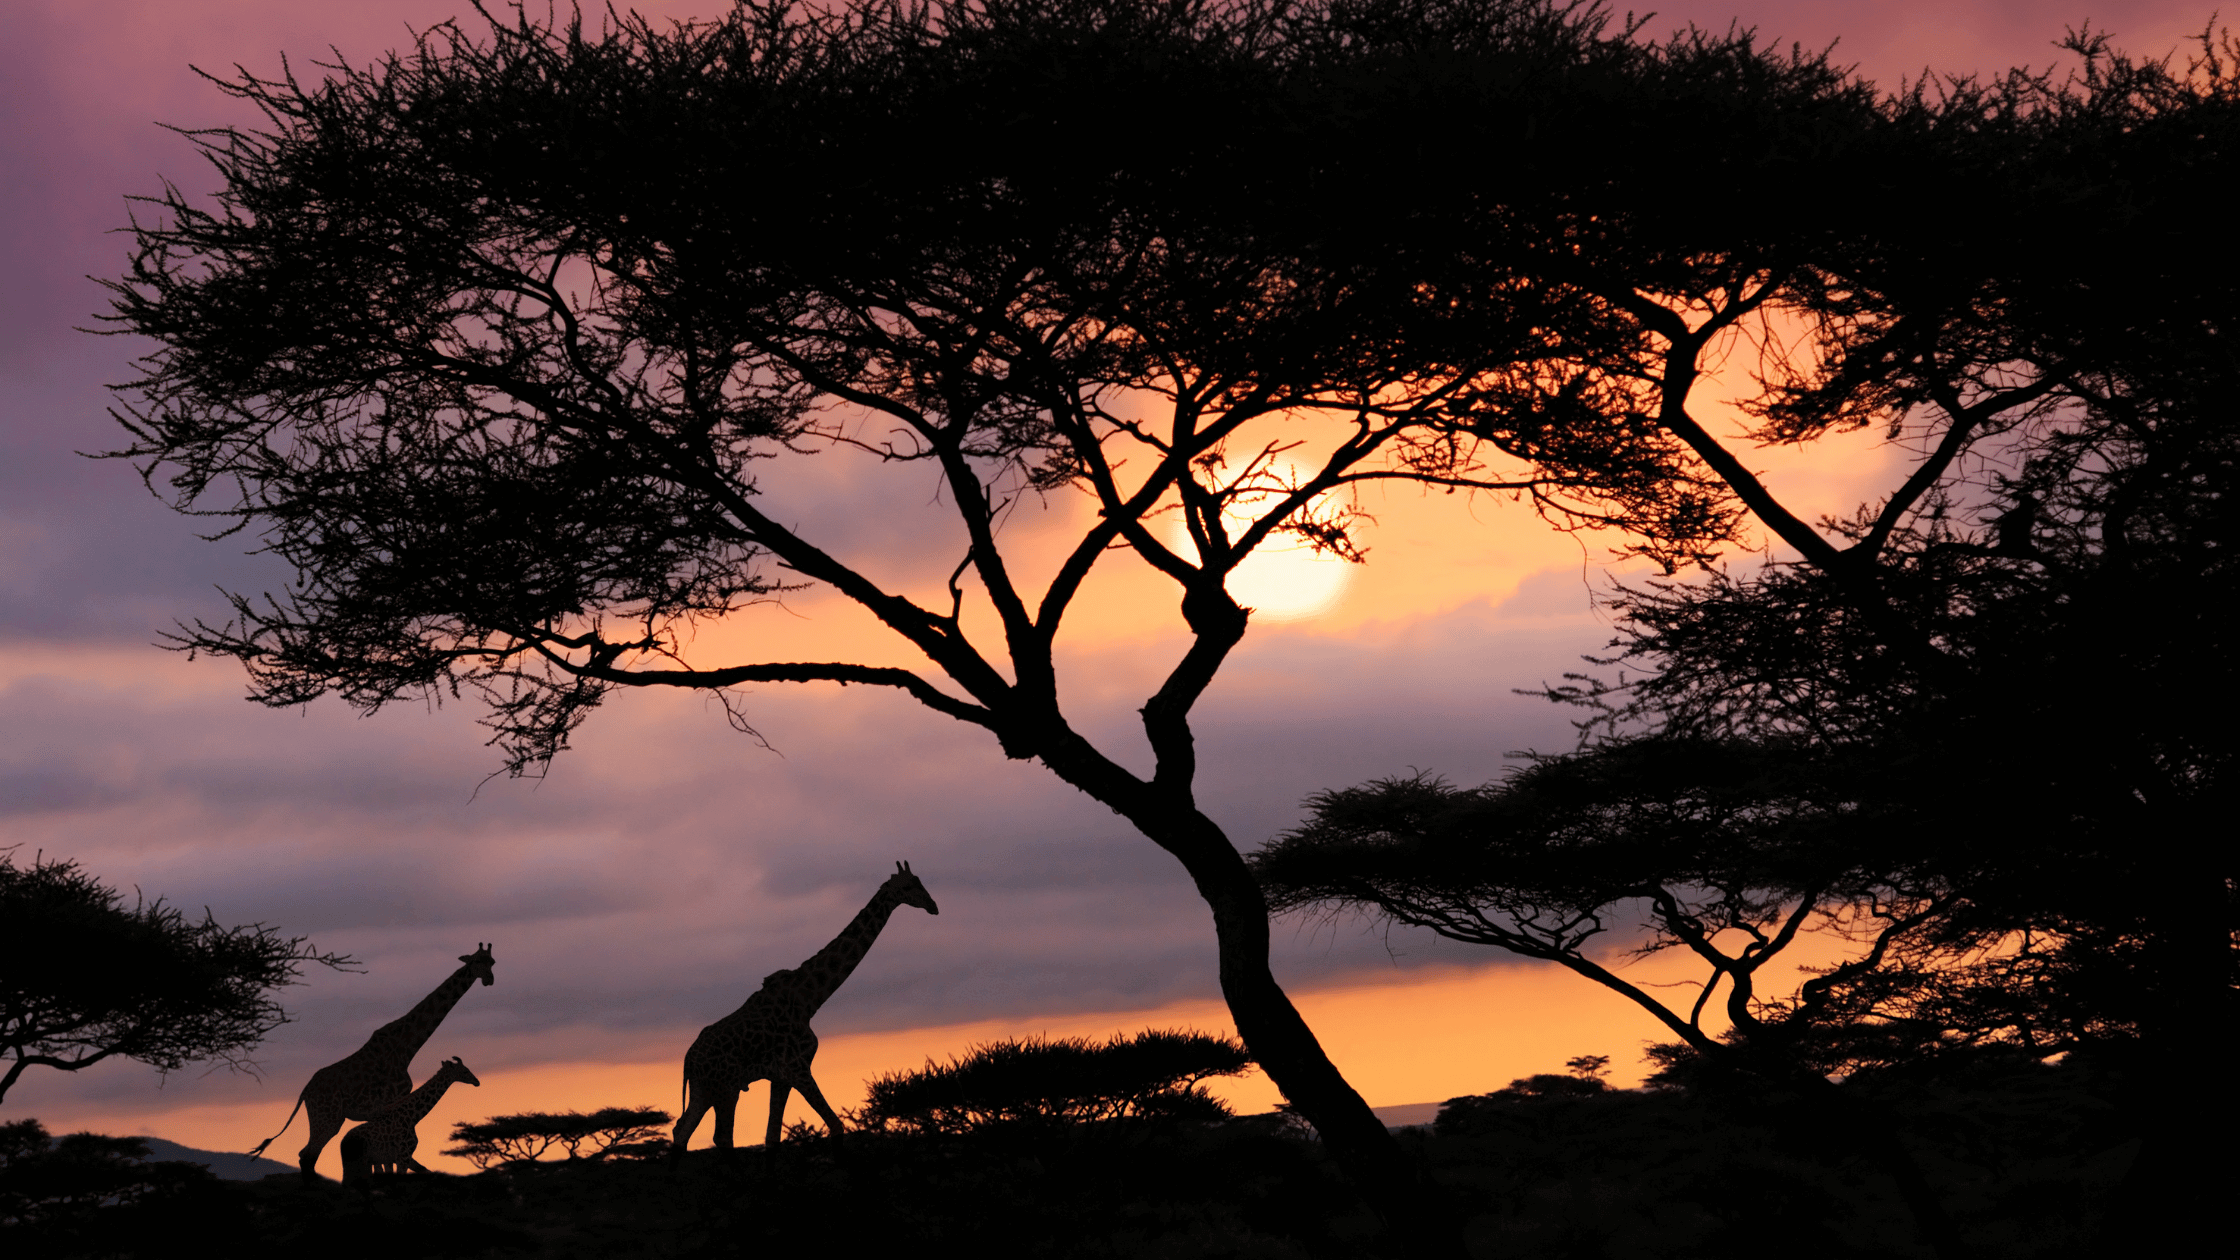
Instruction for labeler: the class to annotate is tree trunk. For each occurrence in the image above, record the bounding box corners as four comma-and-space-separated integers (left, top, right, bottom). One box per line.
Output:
1106, 779, 1462, 1253
2103, 859, 2234, 1249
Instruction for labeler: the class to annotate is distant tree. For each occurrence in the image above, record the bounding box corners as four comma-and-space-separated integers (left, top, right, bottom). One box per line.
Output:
100, 2, 1905, 1236
444, 1107, 673, 1170
0, 852, 355, 1104
858, 1029, 1251, 1135
0, 1118, 214, 1229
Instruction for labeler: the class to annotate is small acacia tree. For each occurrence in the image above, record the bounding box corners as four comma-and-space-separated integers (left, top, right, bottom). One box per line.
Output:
444, 1107, 673, 1170
859, 1029, 1251, 1134
99, 1, 1909, 1235
0, 852, 355, 1103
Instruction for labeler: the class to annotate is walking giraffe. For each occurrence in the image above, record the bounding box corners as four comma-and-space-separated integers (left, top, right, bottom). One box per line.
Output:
339, 1056, 481, 1182
671, 864, 937, 1160
249, 944, 496, 1181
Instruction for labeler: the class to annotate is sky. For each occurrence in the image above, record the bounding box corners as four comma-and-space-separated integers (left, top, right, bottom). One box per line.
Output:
1, 0, 2215, 1172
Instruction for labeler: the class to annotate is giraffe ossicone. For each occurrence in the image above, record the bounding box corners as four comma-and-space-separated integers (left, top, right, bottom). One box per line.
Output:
339, 1056, 482, 1182
247, 943, 496, 1182
672, 863, 938, 1162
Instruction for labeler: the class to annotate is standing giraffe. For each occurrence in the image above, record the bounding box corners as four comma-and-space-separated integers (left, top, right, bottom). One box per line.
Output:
338, 1056, 482, 1182
249, 944, 496, 1181
671, 863, 937, 1161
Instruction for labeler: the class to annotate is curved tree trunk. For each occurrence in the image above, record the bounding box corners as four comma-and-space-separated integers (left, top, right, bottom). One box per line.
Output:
1034, 729, 1460, 1253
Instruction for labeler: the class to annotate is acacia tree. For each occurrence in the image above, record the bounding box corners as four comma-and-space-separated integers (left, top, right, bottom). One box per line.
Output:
858, 1028, 1252, 1133
444, 1107, 673, 1169
1252, 748, 1975, 1254
0, 852, 355, 1103
100, 0, 1902, 1233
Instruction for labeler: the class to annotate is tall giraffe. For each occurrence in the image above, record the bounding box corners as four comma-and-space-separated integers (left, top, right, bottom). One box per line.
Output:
671, 863, 937, 1160
249, 944, 496, 1181
338, 1056, 482, 1182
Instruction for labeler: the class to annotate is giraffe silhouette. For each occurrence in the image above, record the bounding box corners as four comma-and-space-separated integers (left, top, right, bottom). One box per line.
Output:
338, 1056, 481, 1182
672, 863, 936, 1161
249, 944, 496, 1181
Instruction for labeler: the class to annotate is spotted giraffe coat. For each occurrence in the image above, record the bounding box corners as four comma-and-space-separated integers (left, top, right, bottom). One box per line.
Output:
672, 864, 937, 1158
339, 1056, 481, 1182
249, 945, 495, 1181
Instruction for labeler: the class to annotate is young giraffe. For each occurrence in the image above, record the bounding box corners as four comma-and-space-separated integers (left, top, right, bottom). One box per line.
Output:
338, 1056, 481, 1182
671, 863, 937, 1161
249, 944, 496, 1181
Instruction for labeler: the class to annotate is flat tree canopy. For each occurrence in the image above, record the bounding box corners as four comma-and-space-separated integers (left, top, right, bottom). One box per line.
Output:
0, 852, 354, 1103
860, 1028, 1252, 1133
100, 0, 1938, 1233
444, 1107, 673, 1169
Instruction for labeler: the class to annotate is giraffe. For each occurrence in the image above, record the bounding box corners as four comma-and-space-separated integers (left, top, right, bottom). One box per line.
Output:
671, 863, 937, 1161
338, 1056, 482, 1182
248, 943, 496, 1181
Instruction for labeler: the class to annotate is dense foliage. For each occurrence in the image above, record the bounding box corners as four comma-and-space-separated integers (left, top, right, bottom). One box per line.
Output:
1254, 19, 2239, 1253
0, 852, 355, 1103
858, 1029, 1252, 1133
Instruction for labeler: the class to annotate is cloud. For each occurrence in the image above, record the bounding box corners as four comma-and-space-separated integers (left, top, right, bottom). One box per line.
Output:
0, 586, 1600, 1113
6, 0, 2157, 1138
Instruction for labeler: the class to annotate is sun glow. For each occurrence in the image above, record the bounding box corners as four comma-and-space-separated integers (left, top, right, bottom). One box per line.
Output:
1162, 457, 1358, 623
1225, 537, 1354, 622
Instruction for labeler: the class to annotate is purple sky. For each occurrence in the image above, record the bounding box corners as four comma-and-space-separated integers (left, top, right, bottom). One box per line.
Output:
1, 0, 2215, 1156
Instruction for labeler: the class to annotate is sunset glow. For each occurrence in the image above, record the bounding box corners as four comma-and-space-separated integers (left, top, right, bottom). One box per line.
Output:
2, 0, 2211, 1203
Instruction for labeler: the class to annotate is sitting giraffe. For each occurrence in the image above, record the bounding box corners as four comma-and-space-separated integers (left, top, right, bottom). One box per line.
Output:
339, 1056, 481, 1182
249, 944, 496, 1181
672, 863, 937, 1161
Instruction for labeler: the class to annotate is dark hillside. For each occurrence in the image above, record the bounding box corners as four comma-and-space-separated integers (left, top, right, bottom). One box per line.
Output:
4, 1059, 2128, 1258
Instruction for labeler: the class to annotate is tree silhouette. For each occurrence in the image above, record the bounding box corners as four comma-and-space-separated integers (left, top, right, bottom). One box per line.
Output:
1263, 21, 2239, 1247
859, 1029, 1251, 1134
0, 1119, 215, 1232
101, 2, 1909, 1235
445, 1107, 673, 1170
0, 852, 355, 1103
1253, 749, 1976, 1253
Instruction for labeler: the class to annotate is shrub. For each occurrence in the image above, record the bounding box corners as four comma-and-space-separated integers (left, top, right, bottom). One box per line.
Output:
443, 1107, 672, 1171
860, 1029, 1252, 1135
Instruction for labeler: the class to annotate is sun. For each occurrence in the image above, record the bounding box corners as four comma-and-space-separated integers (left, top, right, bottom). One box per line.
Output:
1227, 538, 1353, 622
1162, 461, 1356, 623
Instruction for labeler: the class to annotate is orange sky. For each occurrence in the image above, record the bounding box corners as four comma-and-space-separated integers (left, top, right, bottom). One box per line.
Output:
2, 0, 2198, 1173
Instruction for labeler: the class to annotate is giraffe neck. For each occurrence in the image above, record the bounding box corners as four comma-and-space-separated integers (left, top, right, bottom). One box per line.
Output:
360, 965, 476, 1062
397, 1073, 459, 1124
789, 887, 903, 1011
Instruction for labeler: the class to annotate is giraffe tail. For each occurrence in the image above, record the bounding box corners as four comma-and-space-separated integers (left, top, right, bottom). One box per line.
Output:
246, 1093, 307, 1160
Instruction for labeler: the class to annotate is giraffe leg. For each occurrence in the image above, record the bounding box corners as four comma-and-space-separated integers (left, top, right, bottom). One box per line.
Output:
300, 1105, 346, 1183
765, 1080, 794, 1149
795, 1073, 845, 1142
671, 1087, 712, 1167
711, 1086, 739, 1157
338, 1125, 367, 1185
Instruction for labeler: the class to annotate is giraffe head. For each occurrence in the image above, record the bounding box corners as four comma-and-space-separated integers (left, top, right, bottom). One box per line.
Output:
435, 1056, 482, 1088
884, 861, 938, 916
459, 943, 497, 986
